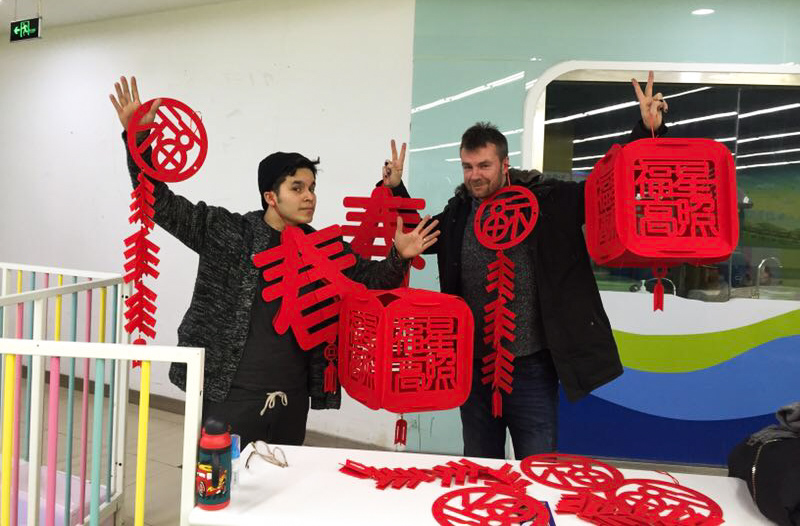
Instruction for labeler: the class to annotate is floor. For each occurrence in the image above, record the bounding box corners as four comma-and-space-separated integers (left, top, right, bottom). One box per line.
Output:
30, 389, 725, 525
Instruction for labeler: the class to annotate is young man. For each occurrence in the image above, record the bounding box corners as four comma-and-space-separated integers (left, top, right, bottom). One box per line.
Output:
382, 72, 668, 459
111, 76, 439, 447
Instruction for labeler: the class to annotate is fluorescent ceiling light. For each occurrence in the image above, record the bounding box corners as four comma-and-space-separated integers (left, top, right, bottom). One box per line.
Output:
411, 72, 524, 114
738, 130, 800, 144
546, 87, 711, 125
572, 154, 605, 161
736, 147, 800, 159
665, 111, 738, 126
525, 78, 539, 90
411, 129, 523, 154
739, 103, 800, 119
737, 159, 800, 170
692, 8, 715, 15
573, 130, 630, 144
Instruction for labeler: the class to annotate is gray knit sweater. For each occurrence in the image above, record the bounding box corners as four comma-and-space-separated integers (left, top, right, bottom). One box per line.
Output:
124, 133, 409, 407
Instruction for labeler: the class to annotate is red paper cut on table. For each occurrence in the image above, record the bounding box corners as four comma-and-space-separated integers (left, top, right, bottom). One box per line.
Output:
432, 486, 550, 526
339, 458, 531, 493
473, 185, 539, 418
253, 225, 364, 351
520, 452, 625, 493
608, 479, 725, 526
342, 185, 427, 284
124, 97, 207, 366
585, 138, 738, 311
338, 288, 473, 443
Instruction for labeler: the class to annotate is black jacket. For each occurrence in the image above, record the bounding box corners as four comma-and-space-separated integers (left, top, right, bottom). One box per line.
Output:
392, 121, 664, 401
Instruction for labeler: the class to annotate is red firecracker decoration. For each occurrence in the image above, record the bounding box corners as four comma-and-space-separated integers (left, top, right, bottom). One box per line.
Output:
253, 225, 365, 351
473, 185, 539, 418
338, 288, 473, 444
342, 186, 427, 285
124, 98, 207, 366
585, 138, 738, 311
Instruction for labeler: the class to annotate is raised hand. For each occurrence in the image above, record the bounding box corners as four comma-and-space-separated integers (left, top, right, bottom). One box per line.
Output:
393, 215, 439, 259
632, 71, 669, 131
382, 139, 407, 188
109, 76, 161, 133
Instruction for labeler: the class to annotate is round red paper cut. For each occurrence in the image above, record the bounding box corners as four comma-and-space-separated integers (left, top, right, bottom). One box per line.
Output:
127, 98, 208, 183
608, 479, 724, 525
432, 486, 550, 526
520, 453, 624, 493
474, 185, 539, 251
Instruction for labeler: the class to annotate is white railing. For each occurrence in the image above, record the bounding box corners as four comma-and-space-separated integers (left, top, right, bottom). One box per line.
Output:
0, 263, 204, 526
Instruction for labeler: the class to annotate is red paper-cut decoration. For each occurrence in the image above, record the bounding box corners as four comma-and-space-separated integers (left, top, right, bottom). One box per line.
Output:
338, 287, 473, 414
323, 342, 338, 393
585, 138, 738, 311
339, 458, 531, 493
474, 185, 538, 418
394, 414, 407, 446
520, 453, 625, 493
342, 186, 427, 284
253, 225, 364, 351
127, 98, 208, 184
607, 479, 724, 526
124, 97, 206, 361
432, 486, 550, 526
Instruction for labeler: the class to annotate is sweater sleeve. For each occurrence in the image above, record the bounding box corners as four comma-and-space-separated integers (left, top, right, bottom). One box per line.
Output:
123, 131, 239, 254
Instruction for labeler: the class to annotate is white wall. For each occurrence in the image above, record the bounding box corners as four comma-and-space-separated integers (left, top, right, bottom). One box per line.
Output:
0, 0, 415, 446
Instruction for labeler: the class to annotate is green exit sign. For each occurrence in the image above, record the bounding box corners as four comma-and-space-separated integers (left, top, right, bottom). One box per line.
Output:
10, 18, 42, 42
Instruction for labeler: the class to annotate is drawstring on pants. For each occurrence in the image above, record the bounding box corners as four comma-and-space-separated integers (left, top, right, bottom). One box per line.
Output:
259, 391, 288, 416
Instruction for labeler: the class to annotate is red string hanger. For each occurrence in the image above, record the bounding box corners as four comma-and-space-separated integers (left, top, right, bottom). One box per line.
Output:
473, 185, 539, 418
124, 98, 207, 364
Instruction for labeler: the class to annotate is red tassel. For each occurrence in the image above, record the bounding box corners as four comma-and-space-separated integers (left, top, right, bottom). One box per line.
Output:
323, 342, 338, 393
492, 388, 503, 418
652, 266, 667, 312
324, 361, 337, 393
394, 416, 407, 445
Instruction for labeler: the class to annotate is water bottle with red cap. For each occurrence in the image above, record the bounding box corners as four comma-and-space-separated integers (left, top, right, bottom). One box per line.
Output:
195, 417, 231, 510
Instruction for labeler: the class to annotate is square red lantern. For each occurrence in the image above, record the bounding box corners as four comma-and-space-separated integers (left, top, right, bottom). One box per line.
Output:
585, 138, 738, 268
338, 288, 474, 413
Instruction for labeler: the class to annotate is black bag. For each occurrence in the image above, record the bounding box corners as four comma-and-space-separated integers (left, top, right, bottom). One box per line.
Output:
728, 436, 800, 525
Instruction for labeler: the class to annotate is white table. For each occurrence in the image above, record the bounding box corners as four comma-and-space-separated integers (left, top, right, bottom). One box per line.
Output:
189, 445, 769, 525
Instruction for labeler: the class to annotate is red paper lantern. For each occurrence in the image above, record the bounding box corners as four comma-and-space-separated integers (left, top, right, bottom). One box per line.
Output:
338, 288, 474, 414
585, 138, 738, 310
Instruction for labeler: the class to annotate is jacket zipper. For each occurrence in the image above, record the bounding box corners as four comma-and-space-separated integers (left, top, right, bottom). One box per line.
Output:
751, 438, 781, 502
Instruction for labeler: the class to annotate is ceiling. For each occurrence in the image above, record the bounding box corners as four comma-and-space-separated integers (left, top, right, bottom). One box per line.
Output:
0, 0, 240, 28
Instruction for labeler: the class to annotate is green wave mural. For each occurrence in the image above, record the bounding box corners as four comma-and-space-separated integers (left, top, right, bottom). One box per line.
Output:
614, 308, 800, 372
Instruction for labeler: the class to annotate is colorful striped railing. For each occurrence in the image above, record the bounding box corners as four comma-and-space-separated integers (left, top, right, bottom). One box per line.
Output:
0, 263, 204, 526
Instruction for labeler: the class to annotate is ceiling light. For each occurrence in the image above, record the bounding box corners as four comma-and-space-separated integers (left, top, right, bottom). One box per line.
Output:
411, 72, 524, 114
692, 8, 715, 15
737, 159, 800, 170
411, 129, 523, 153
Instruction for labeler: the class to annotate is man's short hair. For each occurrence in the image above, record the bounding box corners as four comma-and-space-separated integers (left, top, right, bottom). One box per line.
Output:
258, 152, 320, 210
460, 122, 508, 160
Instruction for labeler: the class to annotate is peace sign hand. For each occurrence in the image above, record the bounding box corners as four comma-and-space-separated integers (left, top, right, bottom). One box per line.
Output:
393, 215, 439, 259
109, 76, 162, 136
632, 70, 669, 132
382, 139, 407, 188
